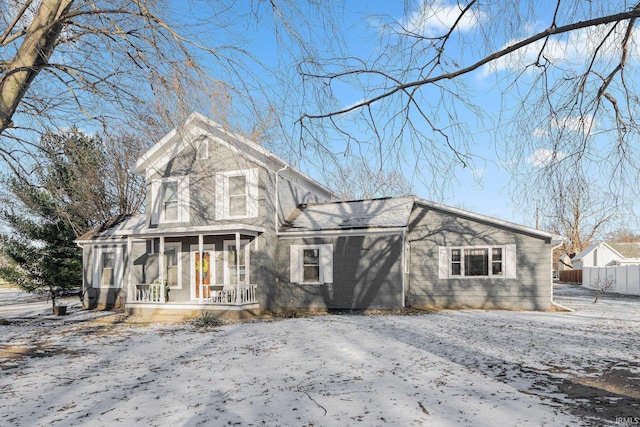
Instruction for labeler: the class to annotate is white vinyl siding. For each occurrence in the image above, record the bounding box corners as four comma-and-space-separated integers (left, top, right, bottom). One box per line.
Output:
290, 244, 333, 284
150, 176, 190, 224
438, 245, 516, 279
215, 169, 259, 219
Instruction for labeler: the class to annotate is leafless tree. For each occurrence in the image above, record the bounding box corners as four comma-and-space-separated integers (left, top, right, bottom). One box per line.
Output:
592, 275, 615, 303
324, 156, 414, 200
536, 173, 617, 257
297, 1, 640, 202
0, 0, 344, 172
606, 228, 640, 242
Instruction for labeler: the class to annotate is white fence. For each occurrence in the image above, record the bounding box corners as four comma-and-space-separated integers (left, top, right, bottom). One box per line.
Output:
583, 266, 640, 296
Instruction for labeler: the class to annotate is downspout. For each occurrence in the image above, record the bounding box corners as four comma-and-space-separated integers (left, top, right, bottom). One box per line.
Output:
75, 241, 86, 296
274, 164, 288, 236
550, 239, 573, 311
401, 228, 407, 308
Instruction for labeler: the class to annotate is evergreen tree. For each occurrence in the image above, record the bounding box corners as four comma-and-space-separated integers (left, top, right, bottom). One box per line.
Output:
0, 129, 144, 311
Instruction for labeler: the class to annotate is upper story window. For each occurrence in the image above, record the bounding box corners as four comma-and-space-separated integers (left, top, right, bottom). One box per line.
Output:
196, 138, 209, 160
215, 169, 259, 219
439, 245, 516, 279
162, 181, 178, 221
151, 176, 190, 225
228, 175, 247, 217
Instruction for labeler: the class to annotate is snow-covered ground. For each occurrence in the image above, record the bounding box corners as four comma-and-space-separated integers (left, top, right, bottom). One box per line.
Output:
1, 284, 639, 426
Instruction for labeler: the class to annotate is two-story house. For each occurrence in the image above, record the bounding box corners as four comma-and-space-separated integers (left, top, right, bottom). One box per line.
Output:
76, 112, 562, 319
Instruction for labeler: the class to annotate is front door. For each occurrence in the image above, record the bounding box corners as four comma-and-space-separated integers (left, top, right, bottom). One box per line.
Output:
190, 245, 215, 300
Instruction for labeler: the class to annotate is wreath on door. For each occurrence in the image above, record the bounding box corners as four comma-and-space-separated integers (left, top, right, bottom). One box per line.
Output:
196, 255, 210, 281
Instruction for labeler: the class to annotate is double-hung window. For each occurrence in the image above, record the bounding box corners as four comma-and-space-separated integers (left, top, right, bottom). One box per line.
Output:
94, 246, 123, 288
228, 175, 247, 217
162, 181, 178, 222
224, 240, 250, 285
151, 177, 190, 224
290, 244, 333, 284
101, 252, 115, 287
439, 245, 515, 279
164, 242, 181, 288
215, 169, 259, 219
302, 248, 321, 282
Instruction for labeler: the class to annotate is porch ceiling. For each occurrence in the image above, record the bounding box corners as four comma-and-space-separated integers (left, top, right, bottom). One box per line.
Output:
131, 223, 264, 238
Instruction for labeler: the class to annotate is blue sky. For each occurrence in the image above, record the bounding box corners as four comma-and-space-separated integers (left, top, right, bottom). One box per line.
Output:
284, 1, 541, 225
11, 0, 627, 231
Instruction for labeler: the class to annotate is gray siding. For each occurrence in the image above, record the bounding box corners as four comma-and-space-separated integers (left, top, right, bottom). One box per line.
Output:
271, 234, 404, 310
82, 241, 147, 309
146, 139, 270, 230
407, 205, 552, 310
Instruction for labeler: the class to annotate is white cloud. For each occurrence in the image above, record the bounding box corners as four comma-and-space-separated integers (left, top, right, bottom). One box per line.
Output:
526, 148, 566, 167
531, 115, 595, 138
550, 114, 595, 135
404, 0, 484, 36
532, 127, 549, 137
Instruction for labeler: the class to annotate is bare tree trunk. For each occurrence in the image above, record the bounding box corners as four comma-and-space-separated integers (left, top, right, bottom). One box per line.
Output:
0, 0, 74, 134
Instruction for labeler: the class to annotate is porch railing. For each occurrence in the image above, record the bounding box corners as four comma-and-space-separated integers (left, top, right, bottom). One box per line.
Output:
128, 283, 257, 305
130, 283, 163, 303
205, 284, 257, 304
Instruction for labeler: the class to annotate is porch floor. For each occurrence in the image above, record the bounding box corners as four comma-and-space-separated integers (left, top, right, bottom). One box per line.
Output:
125, 301, 261, 321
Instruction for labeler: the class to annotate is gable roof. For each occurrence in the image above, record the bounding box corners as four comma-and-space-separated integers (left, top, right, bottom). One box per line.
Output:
280, 197, 414, 233
413, 198, 561, 242
132, 112, 333, 198
75, 214, 147, 243
280, 196, 561, 242
573, 241, 625, 261
607, 242, 640, 259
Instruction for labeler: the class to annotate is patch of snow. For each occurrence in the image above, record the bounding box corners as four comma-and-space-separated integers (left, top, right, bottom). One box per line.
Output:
0, 285, 637, 426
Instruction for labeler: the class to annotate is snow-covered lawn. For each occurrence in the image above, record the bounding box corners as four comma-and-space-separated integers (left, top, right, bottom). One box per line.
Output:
1, 284, 639, 426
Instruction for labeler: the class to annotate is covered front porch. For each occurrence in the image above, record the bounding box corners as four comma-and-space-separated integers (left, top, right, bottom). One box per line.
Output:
123, 224, 263, 315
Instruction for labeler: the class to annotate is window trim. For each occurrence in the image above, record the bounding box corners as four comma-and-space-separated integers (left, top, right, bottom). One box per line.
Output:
196, 138, 209, 160
223, 239, 250, 285
164, 241, 182, 289
161, 180, 179, 222
227, 174, 248, 218
101, 252, 115, 287
93, 246, 123, 289
215, 169, 259, 220
439, 245, 516, 279
151, 176, 190, 224
290, 244, 333, 285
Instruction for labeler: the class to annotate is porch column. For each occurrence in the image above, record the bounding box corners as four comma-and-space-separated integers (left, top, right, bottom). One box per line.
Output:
159, 236, 165, 303
235, 232, 241, 304
127, 236, 132, 303
198, 234, 204, 302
